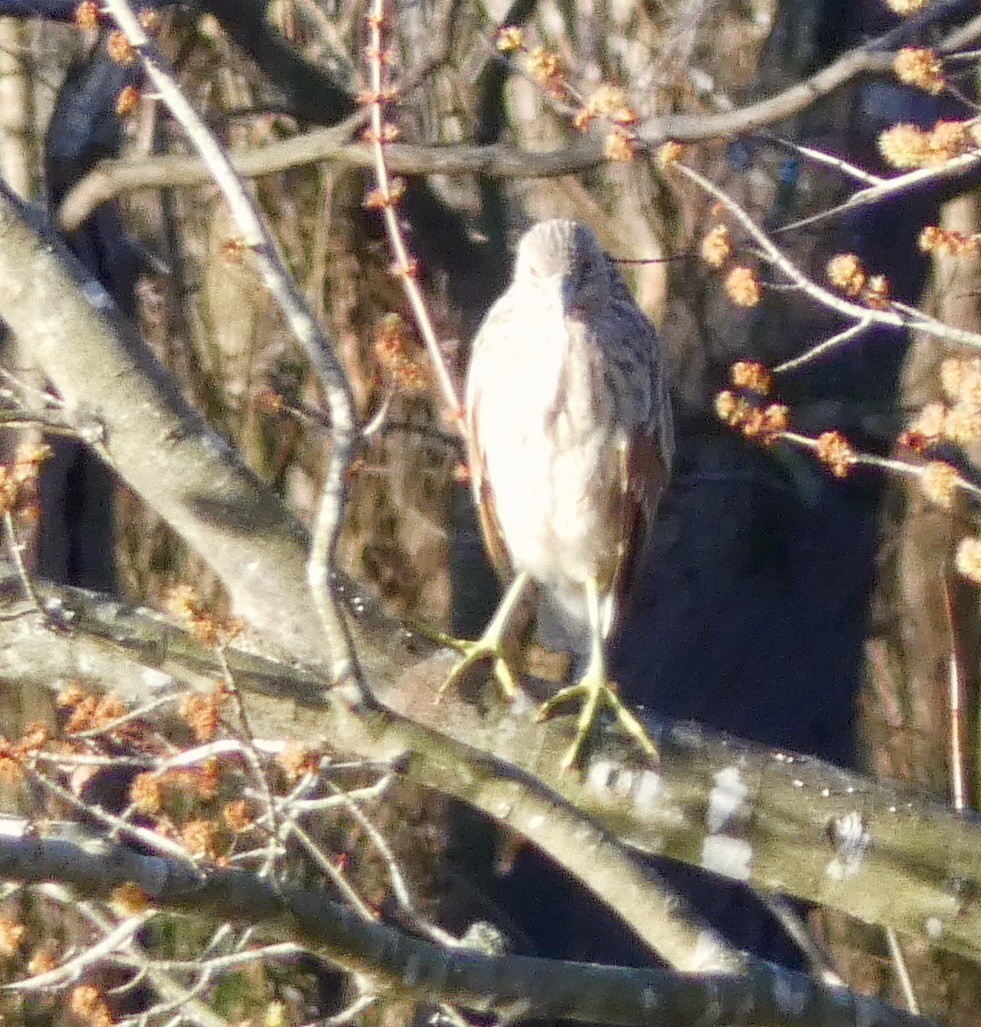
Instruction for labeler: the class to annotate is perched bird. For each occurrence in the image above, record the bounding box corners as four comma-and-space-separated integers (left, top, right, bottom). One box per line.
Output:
445, 219, 674, 769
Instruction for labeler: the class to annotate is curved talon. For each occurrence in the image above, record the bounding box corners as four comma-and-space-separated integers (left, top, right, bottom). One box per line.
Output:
537, 673, 658, 772
439, 639, 519, 702
438, 571, 531, 705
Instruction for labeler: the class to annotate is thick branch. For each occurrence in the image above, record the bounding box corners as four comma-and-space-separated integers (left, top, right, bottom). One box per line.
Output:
0, 182, 329, 669
1, 576, 978, 967
57, 135, 605, 233
0, 821, 930, 1027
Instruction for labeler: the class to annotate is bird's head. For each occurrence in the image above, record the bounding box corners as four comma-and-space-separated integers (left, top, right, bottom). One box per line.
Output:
513, 220, 612, 317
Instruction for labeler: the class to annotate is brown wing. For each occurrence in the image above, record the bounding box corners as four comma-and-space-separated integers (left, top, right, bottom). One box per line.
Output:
604, 271, 674, 622
465, 372, 514, 584
610, 426, 670, 622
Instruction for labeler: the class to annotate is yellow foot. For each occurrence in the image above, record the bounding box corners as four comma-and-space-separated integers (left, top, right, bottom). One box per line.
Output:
438, 634, 520, 703
536, 671, 658, 772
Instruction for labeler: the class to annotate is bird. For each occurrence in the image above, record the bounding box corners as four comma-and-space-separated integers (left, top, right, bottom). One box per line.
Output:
443, 219, 674, 770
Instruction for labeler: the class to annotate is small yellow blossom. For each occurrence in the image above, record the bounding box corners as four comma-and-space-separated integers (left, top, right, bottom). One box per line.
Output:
700, 225, 731, 269
827, 253, 867, 297
919, 461, 959, 509
893, 47, 944, 95
657, 140, 684, 166
955, 536, 981, 585
815, 430, 854, 478
724, 266, 761, 308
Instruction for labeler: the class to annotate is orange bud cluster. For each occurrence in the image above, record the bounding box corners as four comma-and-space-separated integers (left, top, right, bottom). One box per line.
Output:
956, 536, 981, 585
700, 224, 732, 269
527, 45, 566, 97
0, 442, 52, 521
0, 723, 48, 783
0, 917, 24, 958
892, 47, 945, 95
355, 86, 398, 107
814, 430, 854, 478
163, 584, 241, 647
493, 25, 565, 96
882, 0, 927, 12
878, 120, 975, 170
129, 759, 221, 816
389, 257, 420, 280
495, 25, 524, 52
223, 797, 255, 831
724, 265, 761, 308
221, 236, 250, 264
573, 84, 638, 131
603, 129, 638, 162
178, 682, 227, 742
362, 123, 400, 144
374, 313, 427, 393
362, 45, 392, 65
826, 253, 866, 297
74, 1, 99, 29
919, 460, 960, 509
106, 30, 136, 65
129, 771, 164, 814
363, 177, 405, 211
115, 85, 140, 116
863, 274, 890, 309
276, 740, 321, 781
918, 225, 981, 255
69, 984, 113, 1027
110, 882, 153, 914
901, 357, 981, 452
181, 818, 221, 860
730, 360, 772, 394
715, 361, 786, 443
657, 140, 684, 166
940, 357, 981, 407
62, 692, 127, 736
27, 947, 58, 976
715, 391, 787, 441
826, 253, 891, 308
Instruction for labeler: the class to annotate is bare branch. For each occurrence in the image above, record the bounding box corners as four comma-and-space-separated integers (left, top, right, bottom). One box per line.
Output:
56, 11, 981, 234
0, 822, 932, 1027
1, 576, 979, 966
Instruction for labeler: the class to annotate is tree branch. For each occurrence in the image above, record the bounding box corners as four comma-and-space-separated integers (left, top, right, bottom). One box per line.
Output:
0, 572, 978, 967
0, 820, 932, 1027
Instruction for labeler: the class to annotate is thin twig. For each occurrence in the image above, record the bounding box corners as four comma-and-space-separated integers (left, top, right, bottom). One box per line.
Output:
885, 927, 921, 1015
673, 161, 981, 351
103, 0, 366, 697
3, 915, 150, 992
773, 319, 875, 373
364, 0, 463, 422
3, 510, 42, 614
319, 776, 460, 947
943, 579, 969, 812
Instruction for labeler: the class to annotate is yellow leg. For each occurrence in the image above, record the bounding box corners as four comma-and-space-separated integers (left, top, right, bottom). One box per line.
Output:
536, 579, 658, 771
438, 571, 532, 702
